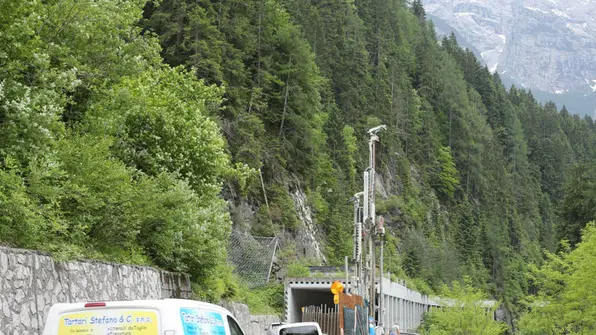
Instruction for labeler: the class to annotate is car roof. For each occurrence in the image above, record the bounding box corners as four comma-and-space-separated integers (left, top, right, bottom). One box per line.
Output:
278, 322, 321, 330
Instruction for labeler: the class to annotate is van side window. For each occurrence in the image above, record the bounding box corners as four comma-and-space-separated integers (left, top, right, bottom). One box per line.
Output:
227, 316, 244, 335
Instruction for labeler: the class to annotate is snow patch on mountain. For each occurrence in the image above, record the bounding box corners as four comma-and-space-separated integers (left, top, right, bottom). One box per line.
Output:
566, 23, 589, 37
551, 9, 569, 18
525, 6, 548, 14
423, 0, 596, 97
480, 33, 505, 73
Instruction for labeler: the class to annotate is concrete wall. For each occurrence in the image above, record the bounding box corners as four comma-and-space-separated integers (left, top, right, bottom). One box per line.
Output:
221, 301, 280, 335
378, 276, 440, 332
0, 246, 192, 335
0, 246, 279, 335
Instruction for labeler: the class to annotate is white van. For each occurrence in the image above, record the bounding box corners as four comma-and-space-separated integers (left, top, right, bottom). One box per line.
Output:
42, 298, 246, 335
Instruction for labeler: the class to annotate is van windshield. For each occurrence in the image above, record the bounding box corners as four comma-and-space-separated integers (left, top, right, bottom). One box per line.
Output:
280, 325, 319, 335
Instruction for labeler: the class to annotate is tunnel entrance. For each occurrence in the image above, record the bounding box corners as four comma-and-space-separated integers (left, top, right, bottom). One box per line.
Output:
285, 279, 352, 323
285, 277, 445, 333
287, 287, 334, 323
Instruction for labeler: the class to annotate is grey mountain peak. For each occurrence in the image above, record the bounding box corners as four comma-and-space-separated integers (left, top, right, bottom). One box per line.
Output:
423, 0, 596, 100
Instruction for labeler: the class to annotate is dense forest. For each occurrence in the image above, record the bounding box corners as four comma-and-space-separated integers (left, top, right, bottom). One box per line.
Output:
2, 0, 596, 332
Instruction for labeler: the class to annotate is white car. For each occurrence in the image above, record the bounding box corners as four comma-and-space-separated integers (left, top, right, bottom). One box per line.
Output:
42, 298, 246, 335
272, 322, 323, 335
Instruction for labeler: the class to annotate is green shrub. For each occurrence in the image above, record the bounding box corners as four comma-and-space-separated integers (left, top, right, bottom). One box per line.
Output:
232, 282, 285, 315
287, 261, 311, 277
419, 280, 506, 335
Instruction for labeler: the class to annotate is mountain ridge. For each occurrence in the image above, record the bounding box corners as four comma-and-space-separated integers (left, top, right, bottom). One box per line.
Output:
423, 0, 596, 115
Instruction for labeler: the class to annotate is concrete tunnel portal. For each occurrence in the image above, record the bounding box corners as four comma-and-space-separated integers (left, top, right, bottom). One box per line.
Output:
285, 279, 348, 323
284, 276, 442, 332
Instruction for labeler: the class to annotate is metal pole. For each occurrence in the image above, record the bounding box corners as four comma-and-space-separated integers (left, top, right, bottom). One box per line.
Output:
378, 215, 385, 327
366, 125, 385, 322
266, 238, 279, 283
369, 135, 377, 320
259, 168, 273, 227
345, 256, 349, 294
363, 170, 370, 303
379, 234, 384, 326
353, 192, 363, 296
369, 139, 376, 320
354, 197, 359, 261
369, 221, 375, 318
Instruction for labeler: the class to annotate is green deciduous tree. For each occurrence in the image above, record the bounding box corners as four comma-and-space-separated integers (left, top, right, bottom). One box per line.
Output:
0, 0, 242, 295
519, 222, 596, 335
420, 280, 507, 335
86, 66, 229, 197
432, 146, 459, 200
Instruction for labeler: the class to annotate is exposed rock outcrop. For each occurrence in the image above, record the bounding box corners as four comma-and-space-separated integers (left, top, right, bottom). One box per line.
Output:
423, 0, 596, 114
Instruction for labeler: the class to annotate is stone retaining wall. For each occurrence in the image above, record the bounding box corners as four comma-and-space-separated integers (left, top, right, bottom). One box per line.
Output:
222, 301, 281, 335
0, 246, 191, 335
0, 246, 279, 335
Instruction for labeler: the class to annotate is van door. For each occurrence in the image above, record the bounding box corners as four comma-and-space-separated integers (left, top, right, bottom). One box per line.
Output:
179, 307, 227, 335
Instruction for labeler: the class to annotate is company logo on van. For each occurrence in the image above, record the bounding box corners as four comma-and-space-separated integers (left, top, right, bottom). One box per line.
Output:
179, 308, 225, 335
58, 310, 158, 335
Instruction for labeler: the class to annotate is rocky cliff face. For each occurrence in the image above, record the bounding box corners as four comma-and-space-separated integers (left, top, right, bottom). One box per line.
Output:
423, 0, 596, 115
227, 186, 326, 265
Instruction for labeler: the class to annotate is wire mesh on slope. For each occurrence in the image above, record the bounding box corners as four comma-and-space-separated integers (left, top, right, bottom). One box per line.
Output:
228, 230, 278, 288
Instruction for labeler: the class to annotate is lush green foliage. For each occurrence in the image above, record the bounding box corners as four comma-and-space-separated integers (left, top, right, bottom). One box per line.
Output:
286, 261, 311, 278
233, 282, 285, 315
558, 163, 596, 247
420, 281, 507, 335
518, 222, 596, 334
0, 0, 239, 295
3, 0, 596, 327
